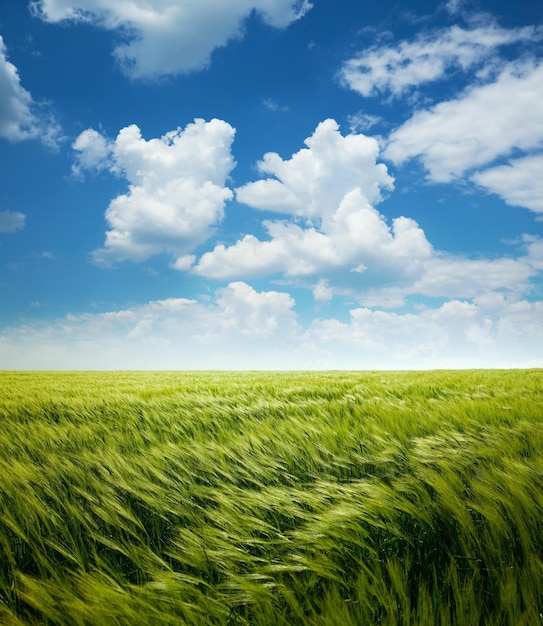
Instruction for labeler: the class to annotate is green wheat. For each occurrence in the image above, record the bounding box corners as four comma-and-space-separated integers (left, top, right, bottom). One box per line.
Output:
0, 370, 542, 624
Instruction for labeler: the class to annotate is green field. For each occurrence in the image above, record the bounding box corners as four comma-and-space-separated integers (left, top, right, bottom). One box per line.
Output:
0, 370, 542, 625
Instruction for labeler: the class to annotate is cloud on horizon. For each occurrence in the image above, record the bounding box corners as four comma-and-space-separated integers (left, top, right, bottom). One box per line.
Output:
1, 281, 542, 369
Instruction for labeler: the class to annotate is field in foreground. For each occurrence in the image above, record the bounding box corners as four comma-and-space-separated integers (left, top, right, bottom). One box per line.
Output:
0, 370, 542, 625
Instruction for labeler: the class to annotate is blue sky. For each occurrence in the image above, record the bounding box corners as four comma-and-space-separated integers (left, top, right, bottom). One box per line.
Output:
1, 0, 542, 369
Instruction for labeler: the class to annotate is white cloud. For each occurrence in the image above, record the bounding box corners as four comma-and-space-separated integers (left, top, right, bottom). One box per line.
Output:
472, 154, 543, 214
340, 23, 542, 98
0, 210, 25, 233
354, 240, 541, 308
312, 278, 334, 302
302, 297, 543, 369
525, 235, 543, 270
215, 281, 298, 339
412, 255, 536, 299
347, 111, 381, 133
196, 120, 434, 283
444, 0, 465, 15
0, 282, 301, 369
384, 61, 543, 182
262, 97, 289, 112
73, 118, 236, 265
345, 21, 543, 214
77, 280, 299, 343
194, 118, 543, 307
31, 0, 313, 79
195, 193, 432, 281
71, 128, 112, 176
171, 254, 196, 271
236, 119, 394, 223
1, 286, 542, 369
304, 300, 478, 366
0, 35, 60, 146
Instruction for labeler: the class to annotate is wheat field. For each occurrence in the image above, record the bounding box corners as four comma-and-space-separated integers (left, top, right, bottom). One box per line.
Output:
0, 370, 542, 625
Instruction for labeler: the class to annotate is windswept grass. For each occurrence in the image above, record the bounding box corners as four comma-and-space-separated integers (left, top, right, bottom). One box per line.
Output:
0, 370, 542, 624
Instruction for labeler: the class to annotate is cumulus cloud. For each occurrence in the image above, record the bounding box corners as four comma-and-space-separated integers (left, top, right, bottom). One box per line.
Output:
472, 155, 543, 214
195, 120, 431, 283
302, 297, 543, 369
73, 118, 236, 265
196, 194, 432, 282
0, 210, 25, 233
0, 35, 60, 146
384, 61, 543, 182
305, 300, 479, 366
214, 281, 298, 339
354, 237, 542, 308
71, 128, 112, 176
70, 281, 299, 343
1, 285, 542, 369
194, 118, 543, 306
31, 0, 313, 79
341, 23, 542, 98
236, 118, 394, 222
0, 281, 300, 369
